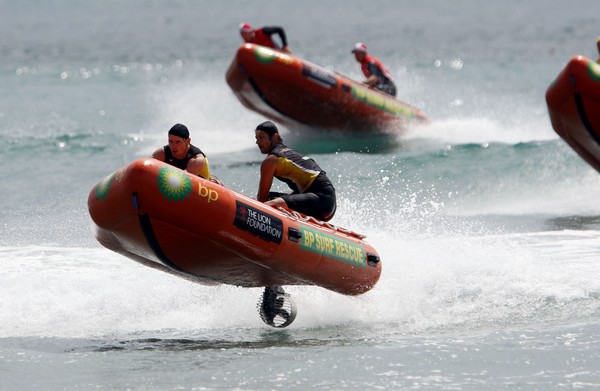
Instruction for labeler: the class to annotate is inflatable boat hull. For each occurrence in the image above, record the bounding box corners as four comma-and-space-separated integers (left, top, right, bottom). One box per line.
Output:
88, 158, 382, 295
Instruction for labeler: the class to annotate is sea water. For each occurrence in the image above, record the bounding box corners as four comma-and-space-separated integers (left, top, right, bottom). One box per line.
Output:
2, 0, 600, 389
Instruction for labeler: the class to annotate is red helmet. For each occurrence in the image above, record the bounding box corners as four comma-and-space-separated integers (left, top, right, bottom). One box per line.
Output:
351, 42, 368, 54
239, 23, 254, 34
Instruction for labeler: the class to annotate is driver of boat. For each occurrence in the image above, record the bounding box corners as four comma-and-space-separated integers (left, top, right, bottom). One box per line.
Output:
352, 42, 397, 97
151, 123, 212, 180
254, 120, 336, 222
239, 23, 290, 53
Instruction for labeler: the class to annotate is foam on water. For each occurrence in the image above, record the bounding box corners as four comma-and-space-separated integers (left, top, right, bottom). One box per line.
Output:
405, 116, 558, 146
3, 226, 600, 339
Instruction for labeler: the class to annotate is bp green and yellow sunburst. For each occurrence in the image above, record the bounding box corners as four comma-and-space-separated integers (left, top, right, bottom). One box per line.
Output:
157, 167, 193, 201
95, 173, 114, 200
588, 61, 600, 82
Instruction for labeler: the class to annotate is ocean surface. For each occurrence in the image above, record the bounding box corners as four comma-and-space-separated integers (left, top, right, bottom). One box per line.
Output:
2, 0, 600, 389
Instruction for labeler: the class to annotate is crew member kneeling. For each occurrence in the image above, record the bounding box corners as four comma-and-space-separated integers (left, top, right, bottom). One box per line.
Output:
254, 121, 336, 222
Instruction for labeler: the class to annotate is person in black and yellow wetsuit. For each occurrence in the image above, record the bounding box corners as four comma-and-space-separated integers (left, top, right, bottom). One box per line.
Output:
255, 120, 334, 326
254, 120, 336, 222
152, 123, 212, 180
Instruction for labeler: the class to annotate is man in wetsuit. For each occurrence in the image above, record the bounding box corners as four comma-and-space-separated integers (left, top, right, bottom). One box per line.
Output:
255, 120, 336, 222
151, 123, 212, 180
239, 23, 290, 53
254, 120, 335, 320
596, 36, 600, 64
352, 42, 397, 97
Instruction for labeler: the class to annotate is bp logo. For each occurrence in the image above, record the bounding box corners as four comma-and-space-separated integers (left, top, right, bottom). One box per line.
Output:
157, 167, 193, 201
588, 61, 600, 82
254, 47, 276, 64
95, 173, 114, 200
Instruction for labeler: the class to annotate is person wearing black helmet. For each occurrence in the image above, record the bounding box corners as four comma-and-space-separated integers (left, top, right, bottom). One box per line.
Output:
151, 123, 212, 180
254, 120, 336, 222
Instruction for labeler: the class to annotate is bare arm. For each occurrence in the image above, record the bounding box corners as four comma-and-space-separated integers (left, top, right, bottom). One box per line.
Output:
364, 74, 379, 87
364, 61, 383, 86
257, 154, 278, 202
186, 155, 207, 177
151, 147, 166, 161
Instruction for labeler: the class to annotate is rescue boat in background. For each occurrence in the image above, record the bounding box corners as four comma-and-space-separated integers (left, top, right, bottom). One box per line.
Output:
226, 43, 428, 134
88, 158, 382, 327
546, 56, 600, 173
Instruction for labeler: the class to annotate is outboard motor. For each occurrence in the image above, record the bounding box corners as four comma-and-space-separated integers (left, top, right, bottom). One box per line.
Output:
257, 286, 297, 328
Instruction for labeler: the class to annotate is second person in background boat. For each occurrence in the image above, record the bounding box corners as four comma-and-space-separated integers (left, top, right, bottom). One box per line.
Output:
352, 42, 397, 97
239, 23, 290, 53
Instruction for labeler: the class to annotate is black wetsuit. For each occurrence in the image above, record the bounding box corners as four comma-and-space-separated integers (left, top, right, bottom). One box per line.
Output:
361, 55, 397, 97
163, 144, 210, 179
269, 144, 336, 221
255, 26, 288, 50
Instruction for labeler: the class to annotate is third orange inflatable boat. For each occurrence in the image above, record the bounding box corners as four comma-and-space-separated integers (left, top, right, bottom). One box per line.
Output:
546, 56, 600, 173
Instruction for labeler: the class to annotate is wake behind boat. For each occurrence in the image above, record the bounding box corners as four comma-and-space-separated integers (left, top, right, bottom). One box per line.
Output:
226, 43, 428, 134
546, 56, 600, 173
88, 158, 382, 327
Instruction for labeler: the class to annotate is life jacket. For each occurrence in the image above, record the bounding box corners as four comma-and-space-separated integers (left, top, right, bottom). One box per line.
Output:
163, 144, 211, 179
269, 144, 323, 193
251, 29, 278, 49
360, 55, 394, 82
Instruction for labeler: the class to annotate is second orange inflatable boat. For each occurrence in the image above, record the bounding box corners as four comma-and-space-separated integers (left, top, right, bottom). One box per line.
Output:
226, 43, 428, 133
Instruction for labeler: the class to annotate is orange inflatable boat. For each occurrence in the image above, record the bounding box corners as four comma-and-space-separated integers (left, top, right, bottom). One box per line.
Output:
88, 158, 382, 326
226, 43, 428, 133
546, 56, 600, 173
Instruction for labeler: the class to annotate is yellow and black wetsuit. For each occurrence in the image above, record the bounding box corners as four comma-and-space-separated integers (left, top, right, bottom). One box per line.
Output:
269, 144, 336, 221
163, 144, 211, 179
